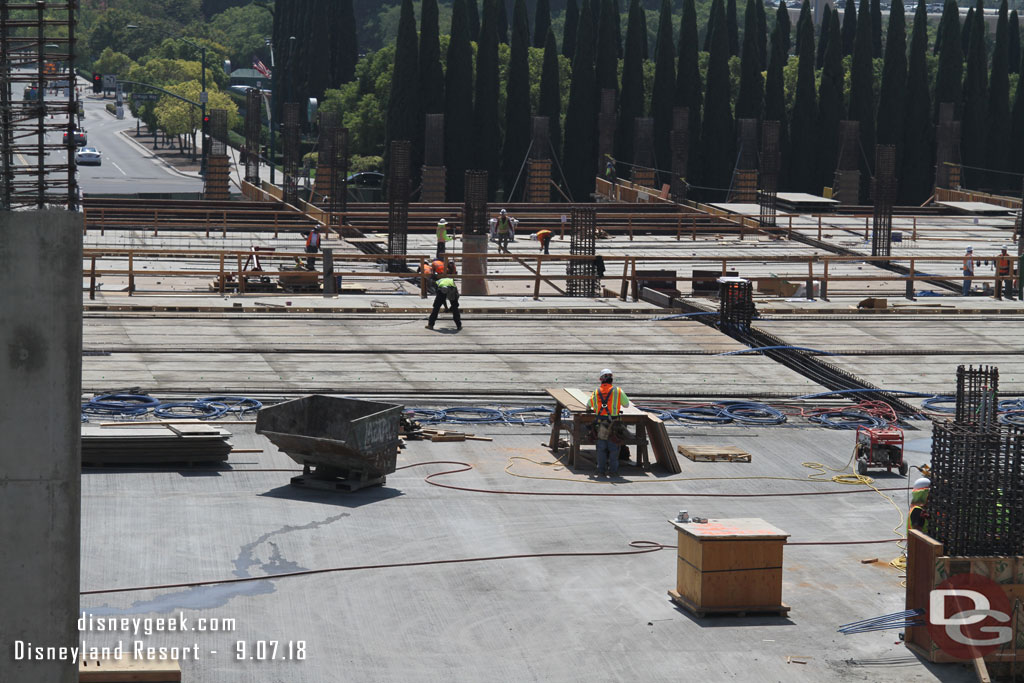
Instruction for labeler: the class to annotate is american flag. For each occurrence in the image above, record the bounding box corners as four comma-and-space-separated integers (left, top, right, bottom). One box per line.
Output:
252, 56, 272, 79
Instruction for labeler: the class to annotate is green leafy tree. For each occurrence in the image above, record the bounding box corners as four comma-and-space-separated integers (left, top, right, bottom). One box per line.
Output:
475, 0, 502, 197
933, 0, 962, 121
502, 0, 532, 194
841, 0, 856, 56
92, 48, 135, 78
563, 0, 579, 58
816, 10, 843, 189
652, 0, 676, 178
616, 0, 647, 171
986, 0, 1011, 190
876, 0, 907, 159
776, 0, 791, 55
960, 0, 987, 188
534, 0, 551, 47
788, 7, 817, 191
563, 0, 598, 199
699, 0, 735, 195
385, 0, 420, 177
539, 29, 564, 160
1010, 10, 1020, 74
445, 0, 475, 200
816, 3, 832, 68
870, 0, 882, 58
157, 81, 237, 145
900, 0, 932, 203
765, 21, 790, 185
735, 0, 764, 120
847, 0, 875, 197
726, 0, 740, 57
676, 0, 703, 182
206, 4, 273, 73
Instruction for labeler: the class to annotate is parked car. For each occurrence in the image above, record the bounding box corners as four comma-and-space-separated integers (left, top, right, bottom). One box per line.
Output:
63, 130, 87, 146
75, 147, 102, 166
346, 171, 384, 187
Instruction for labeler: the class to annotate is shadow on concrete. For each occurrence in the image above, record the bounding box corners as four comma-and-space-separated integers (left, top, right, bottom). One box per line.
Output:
258, 483, 404, 508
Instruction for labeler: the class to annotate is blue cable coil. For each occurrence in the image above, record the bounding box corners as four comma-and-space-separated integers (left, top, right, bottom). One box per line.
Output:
154, 401, 230, 420
809, 410, 890, 430
198, 396, 263, 413
718, 401, 788, 425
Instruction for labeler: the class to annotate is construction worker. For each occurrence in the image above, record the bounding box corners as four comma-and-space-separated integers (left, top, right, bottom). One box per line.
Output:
303, 228, 321, 270
995, 246, 1015, 300
426, 276, 461, 330
436, 218, 452, 258
431, 257, 446, 275
587, 369, 630, 478
962, 246, 974, 296
908, 477, 930, 534
534, 229, 553, 255
496, 209, 512, 253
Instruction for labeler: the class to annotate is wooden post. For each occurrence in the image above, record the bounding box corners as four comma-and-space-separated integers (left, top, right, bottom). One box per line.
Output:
89, 256, 96, 300
218, 253, 225, 295
274, 213, 279, 238
821, 259, 829, 301
419, 256, 427, 298
906, 258, 915, 300
817, 215, 822, 240
628, 214, 634, 241
153, 210, 158, 237
237, 253, 245, 295
864, 216, 869, 240
912, 216, 917, 241
533, 256, 543, 300
630, 258, 638, 301
691, 215, 697, 241
788, 215, 793, 240
676, 214, 682, 240
222, 210, 227, 238
619, 258, 630, 300
128, 252, 134, 296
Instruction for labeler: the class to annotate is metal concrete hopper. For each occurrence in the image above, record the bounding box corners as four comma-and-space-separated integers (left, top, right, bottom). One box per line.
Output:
256, 395, 402, 491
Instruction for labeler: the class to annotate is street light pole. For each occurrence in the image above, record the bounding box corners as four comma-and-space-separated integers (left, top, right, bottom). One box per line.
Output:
267, 37, 276, 184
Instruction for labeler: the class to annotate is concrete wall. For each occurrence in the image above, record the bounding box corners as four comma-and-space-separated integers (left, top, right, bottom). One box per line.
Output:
0, 211, 82, 682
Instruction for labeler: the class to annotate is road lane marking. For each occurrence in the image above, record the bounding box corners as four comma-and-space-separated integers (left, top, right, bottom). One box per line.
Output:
110, 160, 127, 176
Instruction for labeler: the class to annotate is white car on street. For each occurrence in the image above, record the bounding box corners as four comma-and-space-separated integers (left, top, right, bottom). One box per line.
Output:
76, 147, 102, 166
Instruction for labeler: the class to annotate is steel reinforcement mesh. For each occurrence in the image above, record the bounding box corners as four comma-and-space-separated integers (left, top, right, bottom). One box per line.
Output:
956, 365, 1000, 428
330, 127, 349, 215
282, 102, 300, 206
567, 207, 597, 297
759, 121, 780, 228
670, 106, 689, 202
387, 139, 411, 270
935, 103, 960, 190
719, 279, 755, 330
871, 145, 897, 258
244, 88, 261, 184
598, 89, 616, 175
209, 108, 228, 157
463, 170, 488, 235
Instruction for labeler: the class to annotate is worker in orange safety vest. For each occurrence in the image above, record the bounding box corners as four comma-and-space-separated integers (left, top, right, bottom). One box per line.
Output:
587, 369, 630, 478
304, 228, 321, 270
995, 246, 1015, 300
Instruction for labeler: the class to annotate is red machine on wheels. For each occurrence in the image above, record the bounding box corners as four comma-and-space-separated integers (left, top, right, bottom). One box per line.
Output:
853, 426, 908, 476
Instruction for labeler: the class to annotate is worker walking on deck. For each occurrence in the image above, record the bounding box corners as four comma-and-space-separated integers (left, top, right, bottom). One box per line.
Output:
496, 209, 512, 253
995, 246, 1015, 300
908, 478, 930, 534
426, 277, 461, 331
962, 246, 974, 296
587, 369, 630, 478
303, 228, 321, 270
436, 218, 452, 258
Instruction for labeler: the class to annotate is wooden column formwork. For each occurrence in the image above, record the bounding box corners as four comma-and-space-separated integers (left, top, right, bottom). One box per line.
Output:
203, 156, 231, 200
526, 159, 552, 203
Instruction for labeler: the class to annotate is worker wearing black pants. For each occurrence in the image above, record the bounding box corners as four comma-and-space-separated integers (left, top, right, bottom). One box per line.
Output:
426, 277, 461, 330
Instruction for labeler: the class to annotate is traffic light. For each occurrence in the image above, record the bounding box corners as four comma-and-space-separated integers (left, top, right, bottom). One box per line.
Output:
92, 72, 101, 94
201, 114, 211, 155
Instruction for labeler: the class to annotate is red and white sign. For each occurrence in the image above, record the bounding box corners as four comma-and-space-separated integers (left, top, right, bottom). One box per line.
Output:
927, 573, 1014, 660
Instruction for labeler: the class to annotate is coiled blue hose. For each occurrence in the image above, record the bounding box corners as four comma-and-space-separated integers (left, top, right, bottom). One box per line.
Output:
809, 410, 889, 429
999, 411, 1024, 426
718, 401, 788, 425
920, 396, 957, 413
440, 407, 506, 423
154, 401, 229, 420
503, 406, 556, 425
670, 406, 733, 423
198, 396, 263, 413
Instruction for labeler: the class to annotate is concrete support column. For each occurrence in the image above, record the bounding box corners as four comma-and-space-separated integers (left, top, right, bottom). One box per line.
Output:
322, 247, 336, 296
0, 211, 82, 683
461, 234, 489, 296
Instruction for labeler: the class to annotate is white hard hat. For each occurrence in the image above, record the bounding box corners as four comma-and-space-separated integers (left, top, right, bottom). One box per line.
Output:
438, 218, 447, 225
913, 478, 931, 489
1002, 245, 1009, 251
500, 209, 507, 215
966, 246, 973, 252
599, 368, 613, 379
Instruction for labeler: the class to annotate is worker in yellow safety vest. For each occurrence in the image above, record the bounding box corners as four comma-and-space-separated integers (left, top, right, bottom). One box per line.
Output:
587, 369, 630, 478
908, 477, 930, 534
436, 218, 453, 258
426, 277, 461, 331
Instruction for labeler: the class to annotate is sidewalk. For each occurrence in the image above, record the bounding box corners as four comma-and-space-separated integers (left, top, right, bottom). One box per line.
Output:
125, 126, 203, 176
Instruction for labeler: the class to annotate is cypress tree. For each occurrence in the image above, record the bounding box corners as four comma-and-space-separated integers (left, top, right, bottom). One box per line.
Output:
870, 0, 882, 58
563, 0, 579, 58
795, 0, 810, 56
816, 10, 844, 190
1010, 43, 1024, 173
563, 0, 598, 200
474, 0, 502, 198
591, 0, 602, 52
332, 0, 358, 84
765, 21, 790, 185
933, 0, 962, 121
900, 0, 933, 203
841, 0, 856, 56
961, 0, 987, 189
776, 0, 791, 55
705, 0, 721, 52
502, 0, 531, 195
652, 0, 676, 176
726, 0, 740, 57
789, 4, 817, 191
468, 0, 480, 40
497, 0, 510, 44
986, 0, 1011, 190
445, 0, 474, 200
755, 0, 768, 69
699, 0, 735, 195
616, 0, 647, 171
534, 0, 551, 47
848, 0, 875, 195
735, 0, 765, 120
595, 0, 619, 94
961, 7, 974, 56
420, 0, 445, 115
676, 0, 703, 181
1010, 10, 1020, 74
539, 28, 563, 160
934, 1, 944, 54
816, 3, 832, 69
876, 0, 906, 150
613, 0, 623, 58
385, 0, 420, 176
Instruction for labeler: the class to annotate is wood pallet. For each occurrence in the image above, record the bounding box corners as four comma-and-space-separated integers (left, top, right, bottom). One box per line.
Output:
677, 445, 752, 463
668, 589, 790, 618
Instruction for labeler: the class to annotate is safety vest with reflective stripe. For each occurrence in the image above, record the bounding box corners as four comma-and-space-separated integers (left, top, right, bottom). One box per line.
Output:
908, 487, 929, 534
431, 260, 446, 274
497, 216, 511, 234
306, 230, 320, 249
436, 277, 456, 289
996, 254, 1012, 276
589, 384, 628, 417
